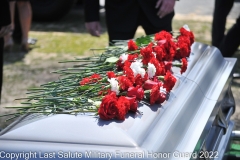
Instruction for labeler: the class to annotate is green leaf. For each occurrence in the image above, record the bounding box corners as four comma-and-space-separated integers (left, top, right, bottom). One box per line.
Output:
78, 85, 91, 91
135, 35, 152, 46
104, 57, 119, 64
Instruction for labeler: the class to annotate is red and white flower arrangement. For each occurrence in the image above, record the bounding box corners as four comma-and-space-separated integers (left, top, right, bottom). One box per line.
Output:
3, 25, 194, 122
80, 25, 194, 120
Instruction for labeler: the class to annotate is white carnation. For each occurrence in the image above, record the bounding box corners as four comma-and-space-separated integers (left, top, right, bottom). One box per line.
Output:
130, 60, 143, 68
120, 53, 128, 63
138, 68, 146, 78
131, 68, 138, 77
148, 63, 156, 79
130, 60, 145, 77
108, 78, 119, 95
183, 24, 190, 31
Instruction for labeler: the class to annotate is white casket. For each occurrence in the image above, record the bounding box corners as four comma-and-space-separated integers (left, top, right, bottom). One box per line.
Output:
0, 42, 237, 160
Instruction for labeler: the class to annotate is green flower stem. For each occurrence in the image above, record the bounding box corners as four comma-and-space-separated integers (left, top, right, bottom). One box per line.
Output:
52, 72, 86, 75
27, 88, 48, 91
158, 76, 164, 81
58, 60, 103, 63
26, 90, 47, 94
144, 90, 151, 99
5, 105, 49, 109
15, 97, 33, 100
89, 48, 108, 51
4, 37, 166, 120
62, 66, 110, 70
118, 91, 127, 96
5, 115, 20, 122
57, 66, 112, 73
172, 62, 183, 67
59, 57, 103, 63
75, 56, 101, 59
0, 113, 20, 118
27, 88, 77, 95
73, 63, 102, 68
78, 85, 103, 97
128, 50, 140, 54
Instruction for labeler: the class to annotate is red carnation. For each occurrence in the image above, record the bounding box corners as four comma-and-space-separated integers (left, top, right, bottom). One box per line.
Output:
180, 27, 194, 45
118, 76, 133, 91
124, 60, 132, 68
107, 71, 116, 79
154, 31, 172, 41
157, 38, 176, 61
79, 77, 91, 86
181, 58, 188, 74
99, 93, 132, 120
143, 80, 162, 90
154, 45, 166, 62
148, 42, 154, 48
98, 92, 118, 120
90, 73, 101, 81
128, 53, 139, 61
176, 36, 191, 58
116, 96, 130, 120
164, 61, 172, 72
168, 40, 177, 61
163, 71, 177, 92
152, 76, 164, 84
116, 59, 124, 71
128, 40, 138, 51
140, 45, 154, 65
79, 73, 101, 86
164, 40, 177, 61
156, 92, 166, 104
125, 96, 138, 112
98, 89, 110, 96
150, 84, 160, 105
123, 66, 135, 83
127, 85, 144, 100
159, 62, 166, 75
134, 74, 148, 86
178, 35, 191, 46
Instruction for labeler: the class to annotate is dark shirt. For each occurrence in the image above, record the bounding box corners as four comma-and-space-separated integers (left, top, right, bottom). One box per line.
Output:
84, 0, 174, 28
0, 0, 11, 28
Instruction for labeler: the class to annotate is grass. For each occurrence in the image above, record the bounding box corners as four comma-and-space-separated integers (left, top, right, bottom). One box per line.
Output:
29, 32, 108, 55
28, 19, 214, 56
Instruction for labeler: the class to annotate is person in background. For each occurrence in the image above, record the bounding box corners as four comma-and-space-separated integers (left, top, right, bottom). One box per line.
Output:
0, 0, 11, 101
212, 0, 240, 57
84, 0, 176, 45
4, 0, 32, 52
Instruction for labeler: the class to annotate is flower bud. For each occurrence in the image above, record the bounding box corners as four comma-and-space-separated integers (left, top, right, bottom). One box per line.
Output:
143, 80, 159, 90
127, 85, 144, 100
